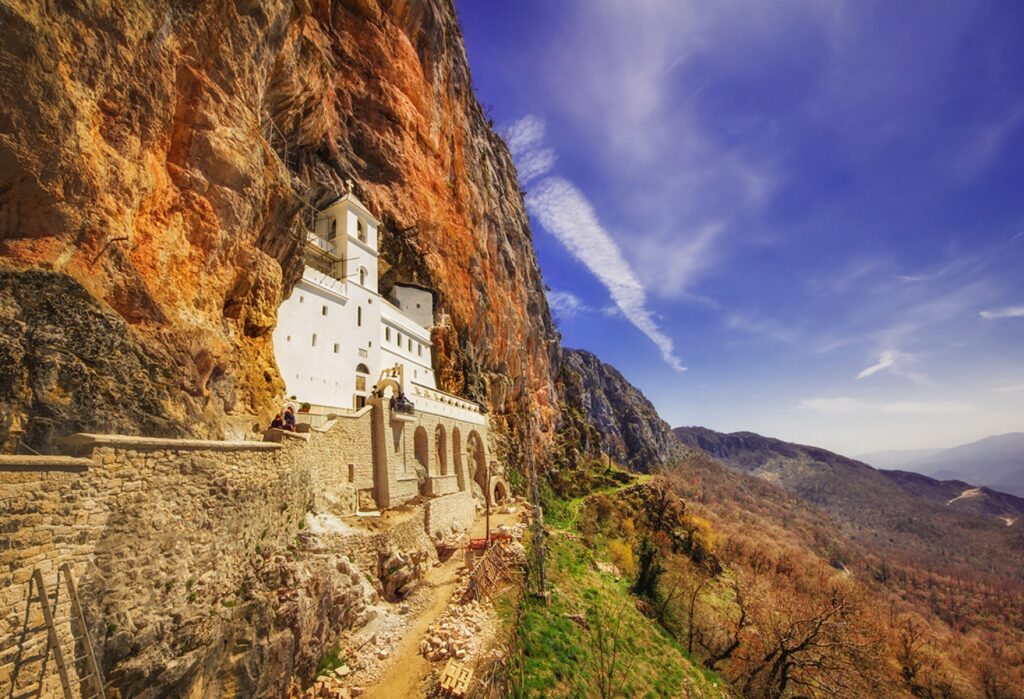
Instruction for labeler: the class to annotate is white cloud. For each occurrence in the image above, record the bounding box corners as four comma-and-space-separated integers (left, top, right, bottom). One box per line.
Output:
505, 115, 687, 372
526, 176, 686, 372
546, 290, 591, 318
725, 313, 797, 345
800, 397, 975, 416
855, 350, 901, 380
980, 305, 1024, 320
994, 383, 1024, 393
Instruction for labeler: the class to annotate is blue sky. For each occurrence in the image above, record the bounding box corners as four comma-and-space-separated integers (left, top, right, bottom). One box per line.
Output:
456, 0, 1024, 455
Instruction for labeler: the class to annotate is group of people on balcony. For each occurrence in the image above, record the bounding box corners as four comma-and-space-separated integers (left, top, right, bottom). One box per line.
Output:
270, 405, 297, 431
389, 391, 415, 415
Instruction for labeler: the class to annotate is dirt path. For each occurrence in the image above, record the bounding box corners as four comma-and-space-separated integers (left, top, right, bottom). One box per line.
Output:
362, 508, 522, 698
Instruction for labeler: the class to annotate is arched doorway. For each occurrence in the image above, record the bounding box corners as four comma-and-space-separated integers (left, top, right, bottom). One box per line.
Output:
414, 426, 429, 474
435, 425, 448, 475
492, 478, 509, 504
452, 427, 465, 491
467, 430, 486, 497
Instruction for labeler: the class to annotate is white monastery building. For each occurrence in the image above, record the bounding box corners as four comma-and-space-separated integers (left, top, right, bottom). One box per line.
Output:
273, 191, 482, 424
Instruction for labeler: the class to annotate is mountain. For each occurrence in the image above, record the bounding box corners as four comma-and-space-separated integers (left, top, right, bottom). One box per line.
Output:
672, 426, 1024, 581
0, 0, 561, 453
558, 348, 679, 471
906, 433, 1024, 497
855, 447, 942, 470
879, 469, 1024, 522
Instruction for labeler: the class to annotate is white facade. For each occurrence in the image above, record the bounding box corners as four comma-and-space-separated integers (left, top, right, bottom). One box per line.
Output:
274, 192, 448, 411
390, 284, 435, 329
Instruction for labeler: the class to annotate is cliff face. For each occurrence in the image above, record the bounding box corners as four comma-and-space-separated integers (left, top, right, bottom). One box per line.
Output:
0, 0, 560, 450
559, 348, 678, 471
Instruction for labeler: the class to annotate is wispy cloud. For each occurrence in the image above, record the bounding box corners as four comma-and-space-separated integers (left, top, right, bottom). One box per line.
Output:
980, 305, 1024, 320
507, 116, 686, 372
800, 397, 975, 415
725, 313, 798, 345
546, 290, 591, 318
856, 350, 901, 380
528, 177, 685, 371
994, 383, 1024, 393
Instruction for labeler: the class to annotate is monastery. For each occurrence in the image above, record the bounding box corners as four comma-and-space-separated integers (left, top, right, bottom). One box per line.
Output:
271, 190, 508, 510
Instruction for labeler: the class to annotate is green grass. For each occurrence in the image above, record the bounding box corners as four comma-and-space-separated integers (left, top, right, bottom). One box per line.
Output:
315, 645, 348, 677
504, 535, 728, 698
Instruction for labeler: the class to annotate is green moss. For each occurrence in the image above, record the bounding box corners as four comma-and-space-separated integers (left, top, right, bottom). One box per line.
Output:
316, 646, 348, 677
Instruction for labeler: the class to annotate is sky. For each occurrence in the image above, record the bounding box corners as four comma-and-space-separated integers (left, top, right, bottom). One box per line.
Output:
455, 0, 1024, 456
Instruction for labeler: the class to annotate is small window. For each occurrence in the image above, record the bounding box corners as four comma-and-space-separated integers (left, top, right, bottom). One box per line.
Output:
328, 218, 337, 240
286, 335, 291, 342
414, 370, 418, 378
397, 332, 402, 345
416, 303, 421, 308
418, 345, 422, 356
357, 219, 366, 243
408, 339, 412, 351
333, 343, 340, 353
357, 307, 362, 326
359, 267, 367, 286
312, 334, 317, 347
322, 305, 328, 316
299, 295, 304, 303
386, 328, 391, 341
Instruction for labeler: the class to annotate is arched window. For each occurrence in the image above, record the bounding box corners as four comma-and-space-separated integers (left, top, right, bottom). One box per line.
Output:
355, 363, 369, 374
359, 267, 368, 286
357, 219, 366, 243
414, 426, 429, 473
328, 218, 337, 240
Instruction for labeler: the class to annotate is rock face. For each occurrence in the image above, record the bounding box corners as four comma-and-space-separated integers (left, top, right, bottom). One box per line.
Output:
0, 269, 196, 452
0, 0, 560, 449
559, 348, 678, 471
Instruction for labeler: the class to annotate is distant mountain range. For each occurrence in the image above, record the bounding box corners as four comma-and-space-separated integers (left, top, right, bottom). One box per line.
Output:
857, 433, 1024, 497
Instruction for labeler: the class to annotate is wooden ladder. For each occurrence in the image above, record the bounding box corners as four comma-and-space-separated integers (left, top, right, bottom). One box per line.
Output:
18, 565, 106, 699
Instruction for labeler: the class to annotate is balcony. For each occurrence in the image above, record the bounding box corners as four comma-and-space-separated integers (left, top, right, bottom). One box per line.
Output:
305, 231, 338, 258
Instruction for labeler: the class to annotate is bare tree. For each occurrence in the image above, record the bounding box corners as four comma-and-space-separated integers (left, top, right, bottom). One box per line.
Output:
586, 601, 639, 698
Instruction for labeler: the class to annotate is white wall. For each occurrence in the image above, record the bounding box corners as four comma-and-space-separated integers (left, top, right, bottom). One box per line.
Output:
390, 285, 434, 329
273, 268, 380, 410
381, 301, 436, 389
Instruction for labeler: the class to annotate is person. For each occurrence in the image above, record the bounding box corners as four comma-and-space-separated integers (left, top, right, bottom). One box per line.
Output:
389, 394, 396, 411
270, 412, 284, 429
283, 406, 297, 431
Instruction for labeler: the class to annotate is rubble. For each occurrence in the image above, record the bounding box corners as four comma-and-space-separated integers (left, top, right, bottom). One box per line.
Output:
419, 600, 490, 662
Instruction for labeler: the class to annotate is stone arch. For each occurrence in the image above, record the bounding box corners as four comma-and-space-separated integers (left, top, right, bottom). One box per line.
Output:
492, 478, 509, 504
452, 427, 465, 491
414, 426, 429, 474
467, 430, 486, 496
435, 424, 448, 475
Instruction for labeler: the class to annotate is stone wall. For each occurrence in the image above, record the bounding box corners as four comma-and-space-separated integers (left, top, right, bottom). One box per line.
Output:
0, 426, 396, 698
1, 398, 501, 697
423, 490, 477, 541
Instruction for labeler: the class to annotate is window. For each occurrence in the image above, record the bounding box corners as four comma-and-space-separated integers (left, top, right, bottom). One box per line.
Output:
333, 343, 340, 353
418, 345, 422, 356
356, 363, 369, 374
408, 339, 412, 351
328, 218, 337, 240
357, 307, 362, 326
322, 305, 328, 316
359, 267, 367, 286
386, 328, 391, 342
299, 295, 304, 303
312, 334, 317, 347
397, 332, 402, 346
286, 335, 291, 342
357, 219, 366, 243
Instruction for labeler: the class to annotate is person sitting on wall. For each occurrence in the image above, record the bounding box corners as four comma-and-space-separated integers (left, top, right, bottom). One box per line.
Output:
270, 412, 285, 430
283, 406, 297, 432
